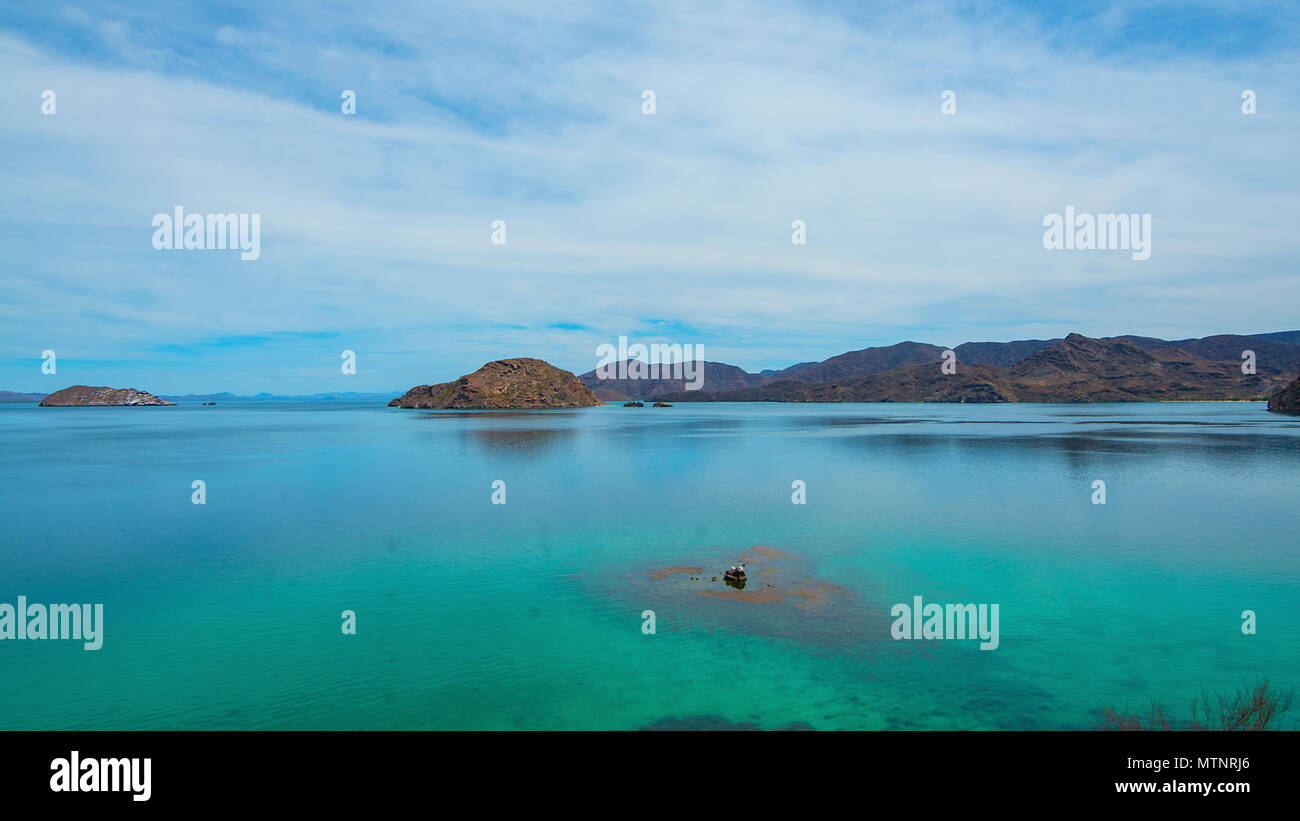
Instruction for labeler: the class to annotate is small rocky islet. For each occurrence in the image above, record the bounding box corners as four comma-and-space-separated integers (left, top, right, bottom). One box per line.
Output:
606, 546, 884, 653
38, 385, 173, 406
649, 546, 846, 610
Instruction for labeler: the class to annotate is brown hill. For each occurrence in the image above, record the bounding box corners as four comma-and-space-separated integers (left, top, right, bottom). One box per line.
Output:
1116, 333, 1300, 375
673, 363, 1012, 402
568, 330, 1299, 400
761, 331, 1300, 385
954, 338, 1059, 367
662, 334, 1288, 403
390, 358, 601, 409
768, 341, 946, 382
1008, 335, 1278, 401
38, 386, 173, 406
1267, 376, 1300, 414
577, 360, 763, 401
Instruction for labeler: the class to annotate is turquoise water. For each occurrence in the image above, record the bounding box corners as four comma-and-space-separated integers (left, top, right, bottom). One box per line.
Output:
0, 401, 1296, 730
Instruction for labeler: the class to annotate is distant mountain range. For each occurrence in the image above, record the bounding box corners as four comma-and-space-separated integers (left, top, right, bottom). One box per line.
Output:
0, 391, 47, 403
6, 330, 1298, 406
579, 331, 1300, 403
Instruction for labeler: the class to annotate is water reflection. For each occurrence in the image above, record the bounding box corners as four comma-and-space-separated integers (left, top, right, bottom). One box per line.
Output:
465, 426, 577, 456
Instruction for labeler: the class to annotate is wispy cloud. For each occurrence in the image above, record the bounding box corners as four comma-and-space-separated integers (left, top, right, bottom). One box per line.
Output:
1, 1, 1297, 393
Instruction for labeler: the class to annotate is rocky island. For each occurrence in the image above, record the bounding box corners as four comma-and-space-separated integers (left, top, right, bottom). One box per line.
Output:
1267, 376, 1300, 414
389, 358, 602, 409
38, 386, 174, 406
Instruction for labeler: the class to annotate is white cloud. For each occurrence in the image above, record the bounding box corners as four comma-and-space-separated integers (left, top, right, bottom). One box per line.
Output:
1, 0, 1298, 391
214, 25, 242, 45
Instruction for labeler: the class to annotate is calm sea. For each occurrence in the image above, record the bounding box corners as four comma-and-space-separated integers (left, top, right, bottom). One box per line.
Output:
1, 401, 1296, 730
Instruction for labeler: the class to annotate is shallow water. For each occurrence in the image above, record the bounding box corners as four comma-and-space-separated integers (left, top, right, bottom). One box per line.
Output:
1, 401, 1296, 729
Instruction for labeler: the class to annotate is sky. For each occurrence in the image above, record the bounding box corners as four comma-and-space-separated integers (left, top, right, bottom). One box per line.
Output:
1, 0, 1297, 394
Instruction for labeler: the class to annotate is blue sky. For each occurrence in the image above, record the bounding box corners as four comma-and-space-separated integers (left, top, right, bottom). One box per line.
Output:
1, 0, 1298, 394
